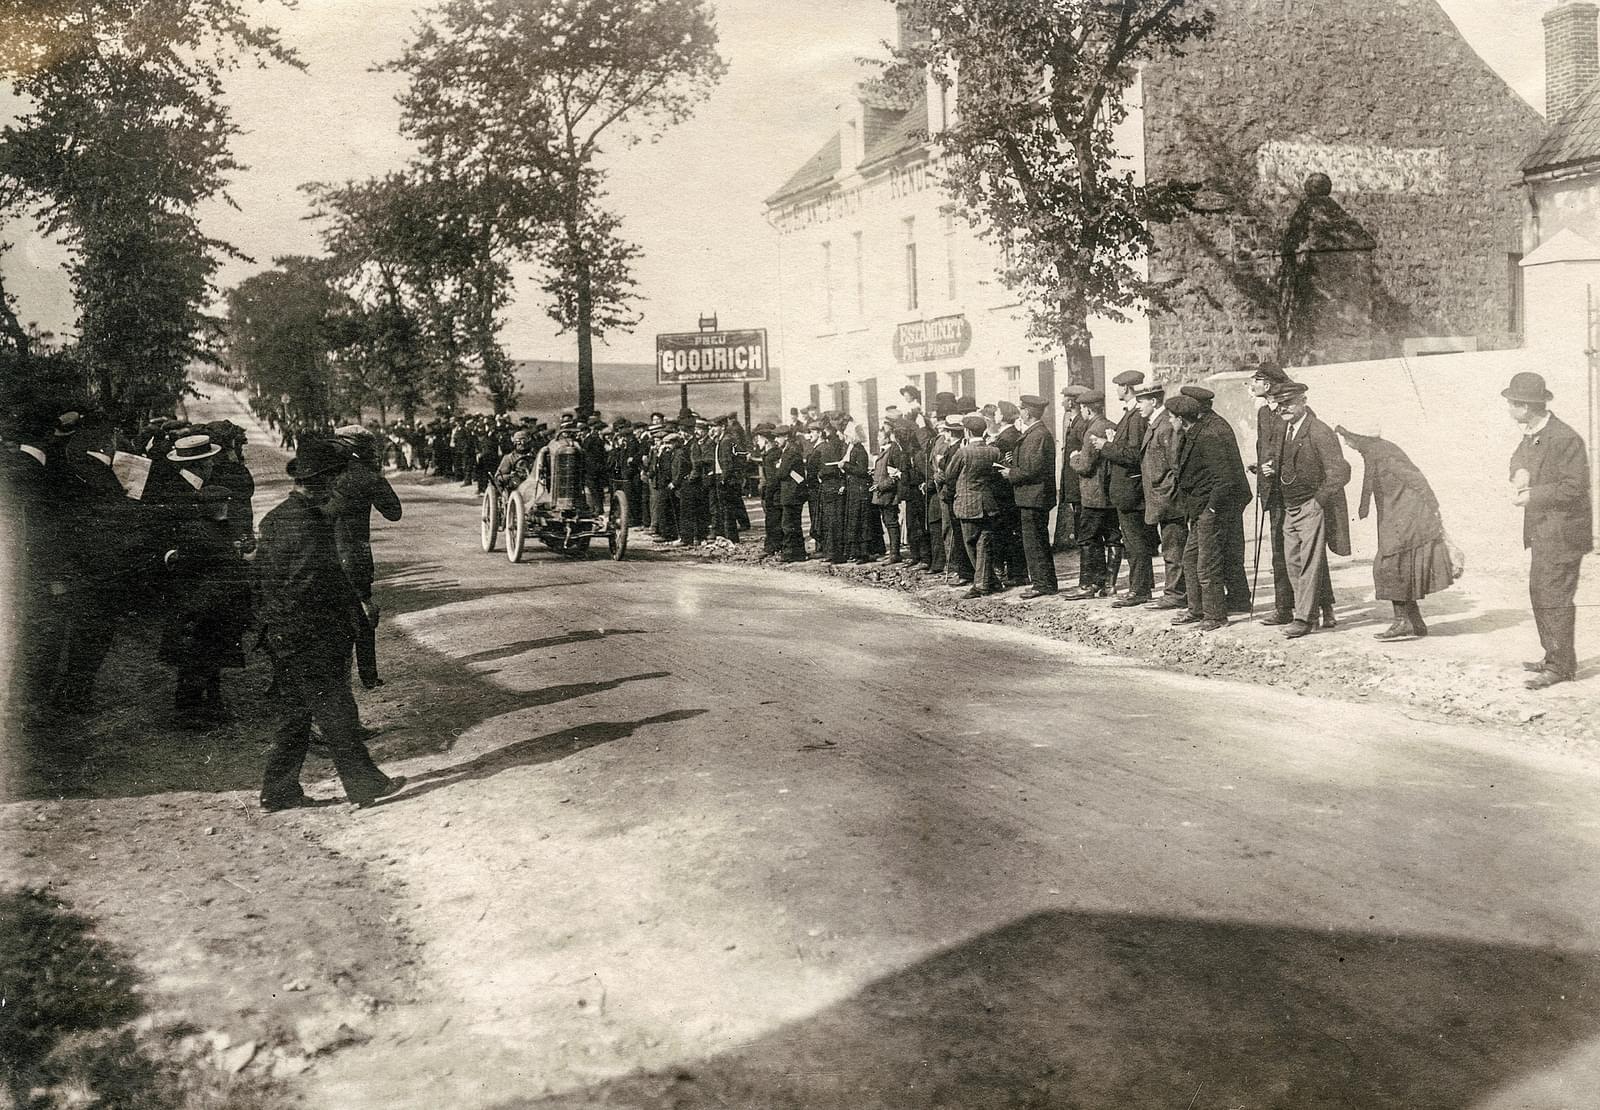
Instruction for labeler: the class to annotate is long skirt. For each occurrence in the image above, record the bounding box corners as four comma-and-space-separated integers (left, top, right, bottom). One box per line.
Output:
1374, 537, 1454, 602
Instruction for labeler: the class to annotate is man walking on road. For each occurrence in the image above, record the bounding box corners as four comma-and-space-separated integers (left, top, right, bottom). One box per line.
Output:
1505, 372, 1593, 690
255, 439, 406, 812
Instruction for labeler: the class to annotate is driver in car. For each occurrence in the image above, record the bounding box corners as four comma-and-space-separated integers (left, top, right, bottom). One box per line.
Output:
495, 430, 537, 490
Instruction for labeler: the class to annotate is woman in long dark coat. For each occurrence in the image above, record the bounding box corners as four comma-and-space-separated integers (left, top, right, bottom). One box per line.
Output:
1335, 422, 1455, 640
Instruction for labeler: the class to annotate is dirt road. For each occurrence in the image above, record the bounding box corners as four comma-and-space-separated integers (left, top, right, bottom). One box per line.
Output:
9, 393, 1600, 1109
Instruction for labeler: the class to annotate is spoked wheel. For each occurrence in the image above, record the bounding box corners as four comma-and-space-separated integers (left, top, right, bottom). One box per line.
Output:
480, 489, 501, 553
608, 489, 631, 561
506, 496, 527, 563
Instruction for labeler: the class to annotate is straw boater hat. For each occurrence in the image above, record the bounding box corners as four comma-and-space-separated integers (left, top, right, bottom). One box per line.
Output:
167, 434, 221, 465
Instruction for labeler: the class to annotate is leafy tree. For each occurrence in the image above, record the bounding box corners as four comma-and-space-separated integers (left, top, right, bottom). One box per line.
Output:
0, 0, 298, 420
884, 0, 1212, 381
389, 0, 728, 416
226, 256, 351, 429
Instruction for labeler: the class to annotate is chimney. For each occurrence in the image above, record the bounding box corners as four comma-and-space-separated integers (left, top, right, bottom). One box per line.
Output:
1544, 1, 1600, 121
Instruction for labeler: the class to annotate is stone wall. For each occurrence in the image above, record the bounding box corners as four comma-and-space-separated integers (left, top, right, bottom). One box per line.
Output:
1142, 0, 1546, 381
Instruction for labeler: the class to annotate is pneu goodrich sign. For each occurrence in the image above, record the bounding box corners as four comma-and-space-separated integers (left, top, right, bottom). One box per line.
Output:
656, 329, 770, 384
893, 314, 972, 363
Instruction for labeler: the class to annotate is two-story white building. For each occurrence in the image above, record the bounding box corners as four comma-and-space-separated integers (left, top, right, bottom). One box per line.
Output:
763, 71, 1148, 452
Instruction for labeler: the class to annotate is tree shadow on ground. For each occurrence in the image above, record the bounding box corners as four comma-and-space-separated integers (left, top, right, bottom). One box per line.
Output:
497, 909, 1600, 1110
460, 629, 651, 666
367, 708, 707, 810
1422, 608, 1527, 638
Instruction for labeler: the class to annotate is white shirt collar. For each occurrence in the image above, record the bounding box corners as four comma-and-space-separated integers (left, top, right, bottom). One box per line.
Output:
1287, 412, 1309, 439
19, 444, 45, 465
1525, 413, 1551, 438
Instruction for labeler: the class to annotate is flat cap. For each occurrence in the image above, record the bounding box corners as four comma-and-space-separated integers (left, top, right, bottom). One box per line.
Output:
1166, 395, 1202, 420
1077, 389, 1105, 405
1062, 384, 1089, 398
773, 423, 792, 437
961, 414, 989, 435
1268, 380, 1308, 400
1111, 370, 1146, 388
1180, 385, 1215, 402
1249, 364, 1290, 385
1019, 394, 1046, 409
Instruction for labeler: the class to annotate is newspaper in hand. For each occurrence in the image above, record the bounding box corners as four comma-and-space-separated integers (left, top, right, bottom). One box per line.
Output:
111, 451, 152, 500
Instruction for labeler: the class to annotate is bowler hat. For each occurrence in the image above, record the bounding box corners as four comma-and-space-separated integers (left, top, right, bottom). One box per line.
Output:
168, 434, 221, 464
1502, 371, 1553, 404
286, 438, 346, 478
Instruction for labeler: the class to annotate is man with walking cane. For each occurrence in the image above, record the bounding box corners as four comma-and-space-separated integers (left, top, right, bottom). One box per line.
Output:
330, 426, 403, 689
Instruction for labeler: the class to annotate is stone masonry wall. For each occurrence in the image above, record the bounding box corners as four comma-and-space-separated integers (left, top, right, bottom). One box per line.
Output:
1142, 0, 1546, 380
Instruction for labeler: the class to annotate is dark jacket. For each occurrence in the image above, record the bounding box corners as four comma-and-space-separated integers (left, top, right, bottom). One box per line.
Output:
1069, 415, 1115, 509
777, 439, 809, 507
254, 491, 360, 658
872, 443, 908, 506
1174, 411, 1253, 519
1095, 407, 1149, 512
1256, 402, 1286, 509
1140, 407, 1183, 524
329, 459, 403, 596
1511, 413, 1593, 555
947, 440, 1005, 520
1275, 408, 1351, 556
1004, 420, 1057, 509
1059, 412, 1088, 505
1340, 431, 1445, 557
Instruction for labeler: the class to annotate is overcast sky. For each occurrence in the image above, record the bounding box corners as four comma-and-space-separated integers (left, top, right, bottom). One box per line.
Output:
1, 0, 1556, 365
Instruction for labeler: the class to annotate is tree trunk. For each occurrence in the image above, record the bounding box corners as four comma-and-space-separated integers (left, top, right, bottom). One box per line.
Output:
575, 250, 596, 419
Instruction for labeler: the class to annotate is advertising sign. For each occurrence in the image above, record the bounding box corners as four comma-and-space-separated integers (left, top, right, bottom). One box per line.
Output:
893, 314, 972, 363
656, 329, 769, 384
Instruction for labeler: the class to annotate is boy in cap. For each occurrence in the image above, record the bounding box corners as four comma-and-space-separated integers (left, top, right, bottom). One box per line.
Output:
1505, 372, 1593, 688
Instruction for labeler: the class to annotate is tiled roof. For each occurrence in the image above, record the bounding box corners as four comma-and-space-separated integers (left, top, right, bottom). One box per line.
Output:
765, 133, 842, 206
861, 91, 928, 170
765, 91, 931, 208
1525, 81, 1600, 174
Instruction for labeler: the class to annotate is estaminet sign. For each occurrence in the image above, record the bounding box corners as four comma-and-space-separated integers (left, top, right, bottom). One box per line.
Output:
656, 329, 769, 384
893, 314, 971, 363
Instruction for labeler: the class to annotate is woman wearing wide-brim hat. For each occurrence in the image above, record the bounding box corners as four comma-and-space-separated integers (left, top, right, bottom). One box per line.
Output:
1335, 421, 1456, 640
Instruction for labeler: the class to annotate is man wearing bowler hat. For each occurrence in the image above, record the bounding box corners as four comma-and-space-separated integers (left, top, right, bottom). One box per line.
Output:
255, 438, 406, 811
1505, 371, 1593, 689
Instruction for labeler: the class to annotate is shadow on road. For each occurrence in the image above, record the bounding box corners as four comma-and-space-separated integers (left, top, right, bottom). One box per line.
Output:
375, 708, 708, 808
496, 909, 1600, 1110
460, 629, 652, 666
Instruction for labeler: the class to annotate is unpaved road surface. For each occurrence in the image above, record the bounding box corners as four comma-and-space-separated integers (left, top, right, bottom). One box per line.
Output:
9, 392, 1600, 1109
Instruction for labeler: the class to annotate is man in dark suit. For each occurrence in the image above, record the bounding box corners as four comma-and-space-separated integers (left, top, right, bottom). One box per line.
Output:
1001, 394, 1058, 597
1064, 390, 1116, 599
775, 424, 810, 562
1092, 370, 1157, 605
1268, 381, 1351, 639
1170, 395, 1254, 630
1133, 383, 1187, 611
753, 424, 783, 558
946, 414, 1006, 597
1055, 384, 1088, 551
330, 426, 403, 688
1506, 372, 1593, 689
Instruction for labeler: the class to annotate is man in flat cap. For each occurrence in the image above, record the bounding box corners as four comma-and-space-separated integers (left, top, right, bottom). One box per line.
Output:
1182, 384, 1253, 612
1268, 380, 1350, 638
255, 439, 405, 811
932, 414, 976, 583
1506, 371, 1593, 689
1055, 384, 1089, 551
1064, 390, 1117, 599
946, 413, 1007, 597
1170, 394, 1254, 630
999, 395, 1058, 596
1130, 381, 1187, 609
1093, 370, 1158, 605
329, 425, 403, 689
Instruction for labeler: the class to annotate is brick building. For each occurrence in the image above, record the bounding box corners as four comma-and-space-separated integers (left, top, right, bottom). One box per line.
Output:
764, 0, 1542, 427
